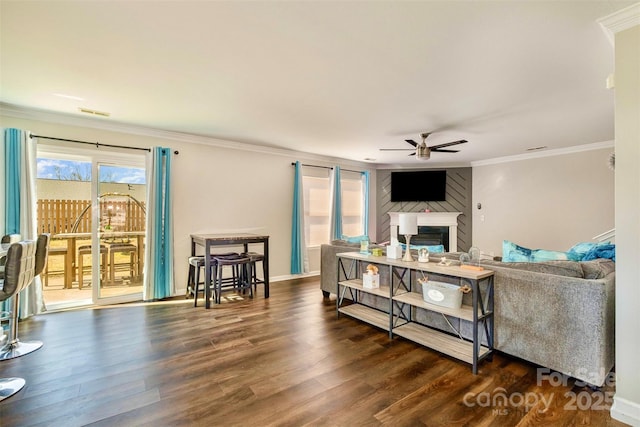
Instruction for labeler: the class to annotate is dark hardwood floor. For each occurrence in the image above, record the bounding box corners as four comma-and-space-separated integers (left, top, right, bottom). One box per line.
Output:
0, 278, 625, 426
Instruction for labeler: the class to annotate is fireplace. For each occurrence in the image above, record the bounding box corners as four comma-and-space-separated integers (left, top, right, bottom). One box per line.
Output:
398, 226, 450, 251
389, 212, 461, 252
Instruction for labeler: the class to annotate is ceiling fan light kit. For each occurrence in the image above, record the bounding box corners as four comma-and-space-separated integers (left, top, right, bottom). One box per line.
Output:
416, 144, 431, 160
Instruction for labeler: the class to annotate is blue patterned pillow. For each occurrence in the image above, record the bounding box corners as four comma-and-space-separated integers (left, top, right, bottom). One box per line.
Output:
582, 244, 615, 262
502, 240, 576, 263
568, 241, 611, 261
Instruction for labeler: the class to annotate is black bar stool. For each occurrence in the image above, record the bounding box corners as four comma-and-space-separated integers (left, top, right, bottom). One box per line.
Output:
188, 253, 238, 307
243, 252, 266, 296
212, 255, 253, 304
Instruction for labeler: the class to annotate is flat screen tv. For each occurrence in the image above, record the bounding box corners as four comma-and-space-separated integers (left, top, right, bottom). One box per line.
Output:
390, 170, 447, 202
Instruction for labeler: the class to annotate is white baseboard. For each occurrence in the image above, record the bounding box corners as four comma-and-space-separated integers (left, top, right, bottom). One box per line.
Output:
174, 271, 320, 296
271, 271, 320, 282
611, 396, 640, 426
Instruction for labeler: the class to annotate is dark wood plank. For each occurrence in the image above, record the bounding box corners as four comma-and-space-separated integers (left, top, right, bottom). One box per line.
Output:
0, 278, 627, 426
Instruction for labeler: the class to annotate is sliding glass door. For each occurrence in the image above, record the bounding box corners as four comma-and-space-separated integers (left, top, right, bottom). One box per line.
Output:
96, 162, 146, 303
37, 145, 146, 309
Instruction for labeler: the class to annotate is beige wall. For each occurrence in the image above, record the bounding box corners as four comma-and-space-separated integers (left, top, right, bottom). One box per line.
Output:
612, 24, 640, 425
472, 147, 615, 257
1, 113, 376, 290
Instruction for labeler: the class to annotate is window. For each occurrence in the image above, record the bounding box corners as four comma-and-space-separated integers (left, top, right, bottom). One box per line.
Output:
302, 167, 366, 247
303, 170, 330, 247
341, 171, 364, 237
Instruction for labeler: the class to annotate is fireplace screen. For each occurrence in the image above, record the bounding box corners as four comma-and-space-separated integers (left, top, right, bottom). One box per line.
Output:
397, 226, 450, 252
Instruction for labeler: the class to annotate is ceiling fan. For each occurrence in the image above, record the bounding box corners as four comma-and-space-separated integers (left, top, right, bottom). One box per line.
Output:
380, 132, 468, 160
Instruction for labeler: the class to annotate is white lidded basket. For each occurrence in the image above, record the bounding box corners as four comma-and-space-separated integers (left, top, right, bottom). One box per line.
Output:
421, 280, 463, 309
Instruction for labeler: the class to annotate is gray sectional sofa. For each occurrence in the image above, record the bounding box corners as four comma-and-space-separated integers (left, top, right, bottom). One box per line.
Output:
320, 241, 615, 387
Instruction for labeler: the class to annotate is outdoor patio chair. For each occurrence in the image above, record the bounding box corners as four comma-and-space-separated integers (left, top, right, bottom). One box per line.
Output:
77, 244, 108, 289
44, 246, 69, 287
107, 242, 138, 284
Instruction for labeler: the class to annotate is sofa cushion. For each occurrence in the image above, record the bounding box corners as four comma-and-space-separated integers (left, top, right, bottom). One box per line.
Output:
580, 259, 616, 279
502, 240, 578, 262
485, 259, 584, 278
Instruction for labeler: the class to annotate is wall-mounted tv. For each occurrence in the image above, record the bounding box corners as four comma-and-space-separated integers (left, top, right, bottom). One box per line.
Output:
390, 170, 447, 202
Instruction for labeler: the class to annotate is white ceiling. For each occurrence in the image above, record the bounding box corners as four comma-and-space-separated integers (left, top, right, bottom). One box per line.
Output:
0, 1, 632, 167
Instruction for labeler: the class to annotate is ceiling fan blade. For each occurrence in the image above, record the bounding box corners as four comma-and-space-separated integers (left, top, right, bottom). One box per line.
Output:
405, 139, 418, 147
430, 149, 459, 153
428, 139, 468, 150
379, 148, 415, 151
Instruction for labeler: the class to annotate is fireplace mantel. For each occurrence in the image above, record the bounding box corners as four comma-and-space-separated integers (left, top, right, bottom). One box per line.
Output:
389, 212, 462, 252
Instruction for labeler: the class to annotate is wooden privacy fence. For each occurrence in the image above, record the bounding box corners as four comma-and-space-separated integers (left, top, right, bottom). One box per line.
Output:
37, 199, 146, 234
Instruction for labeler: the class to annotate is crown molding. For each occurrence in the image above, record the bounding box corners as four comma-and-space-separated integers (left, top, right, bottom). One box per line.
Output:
470, 140, 615, 167
0, 102, 371, 171
598, 3, 640, 46
1, 102, 614, 172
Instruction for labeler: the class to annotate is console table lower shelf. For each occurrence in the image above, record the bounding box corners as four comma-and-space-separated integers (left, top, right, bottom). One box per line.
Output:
393, 322, 491, 365
338, 304, 491, 366
338, 304, 390, 331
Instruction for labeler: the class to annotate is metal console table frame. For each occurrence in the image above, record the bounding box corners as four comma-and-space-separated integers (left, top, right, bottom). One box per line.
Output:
336, 252, 494, 374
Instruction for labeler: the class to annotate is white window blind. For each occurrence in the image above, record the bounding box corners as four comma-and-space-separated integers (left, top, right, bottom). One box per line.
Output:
341, 170, 364, 237
302, 168, 330, 247
302, 167, 365, 246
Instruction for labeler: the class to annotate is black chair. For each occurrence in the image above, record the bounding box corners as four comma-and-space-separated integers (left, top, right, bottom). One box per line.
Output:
0, 235, 49, 361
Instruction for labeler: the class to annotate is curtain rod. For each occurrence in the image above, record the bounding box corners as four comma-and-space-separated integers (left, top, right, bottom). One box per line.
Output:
290, 162, 362, 174
30, 133, 180, 155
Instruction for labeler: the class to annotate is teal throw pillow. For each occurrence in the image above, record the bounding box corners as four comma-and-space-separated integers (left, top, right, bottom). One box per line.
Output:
531, 249, 574, 262
342, 235, 369, 244
502, 240, 531, 262
399, 243, 445, 253
502, 240, 575, 263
